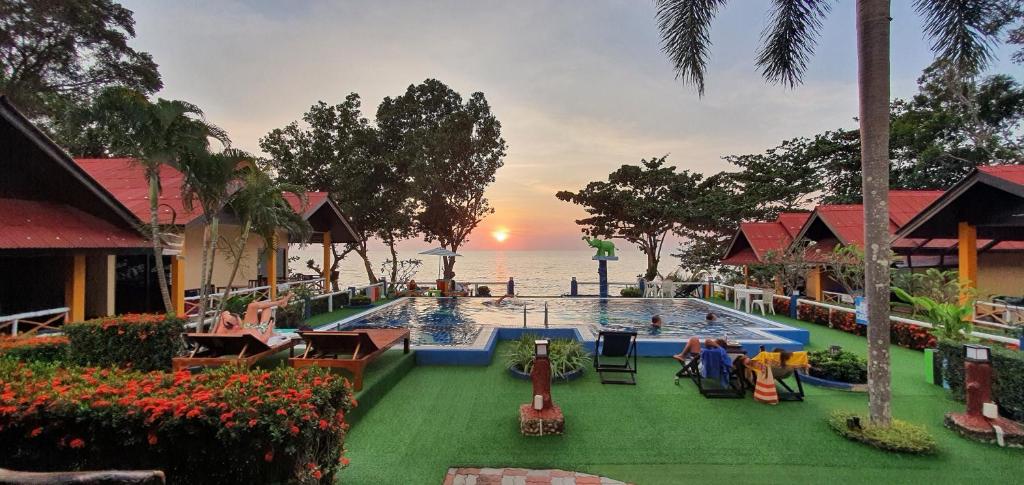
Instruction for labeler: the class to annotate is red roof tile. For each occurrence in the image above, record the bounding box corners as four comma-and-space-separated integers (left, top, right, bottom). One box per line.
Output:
0, 199, 148, 249
721, 212, 811, 264
979, 165, 1024, 185
283, 192, 328, 217
73, 158, 199, 226
721, 246, 760, 265
813, 190, 944, 247
776, 212, 811, 238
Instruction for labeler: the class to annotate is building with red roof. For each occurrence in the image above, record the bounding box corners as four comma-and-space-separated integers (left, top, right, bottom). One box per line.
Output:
721, 212, 811, 266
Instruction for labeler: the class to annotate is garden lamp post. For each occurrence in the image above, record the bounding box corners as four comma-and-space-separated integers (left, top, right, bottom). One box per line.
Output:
518, 339, 564, 436
945, 344, 1023, 446
532, 340, 551, 410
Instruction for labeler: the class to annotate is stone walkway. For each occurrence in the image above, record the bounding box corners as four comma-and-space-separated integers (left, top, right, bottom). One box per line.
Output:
443, 468, 629, 485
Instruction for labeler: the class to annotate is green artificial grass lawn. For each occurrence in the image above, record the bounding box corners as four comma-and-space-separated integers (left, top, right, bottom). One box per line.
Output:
339, 301, 1023, 485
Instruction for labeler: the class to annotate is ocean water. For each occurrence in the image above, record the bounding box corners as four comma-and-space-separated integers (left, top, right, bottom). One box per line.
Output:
288, 247, 674, 296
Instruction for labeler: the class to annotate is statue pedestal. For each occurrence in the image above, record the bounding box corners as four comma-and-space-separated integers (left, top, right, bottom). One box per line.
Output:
519, 404, 564, 436
592, 256, 617, 298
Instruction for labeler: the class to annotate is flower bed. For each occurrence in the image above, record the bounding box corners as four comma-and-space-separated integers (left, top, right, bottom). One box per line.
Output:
793, 301, 935, 351
0, 336, 68, 363
0, 361, 354, 484
63, 314, 184, 371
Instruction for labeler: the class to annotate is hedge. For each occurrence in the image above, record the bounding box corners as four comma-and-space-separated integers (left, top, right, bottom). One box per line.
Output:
0, 361, 355, 484
0, 336, 67, 363
777, 299, 935, 351
937, 339, 1024, 421
63, 314, 184, 371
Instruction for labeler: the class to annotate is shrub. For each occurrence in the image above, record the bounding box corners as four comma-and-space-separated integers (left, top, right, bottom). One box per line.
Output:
938, 339, 1024, 420
828, 410, 937, 454
0, 336, 67, 363
0, 361, 354, 484
476, 286, 492, 297
63, 314, 184, 371
794, 301, 933, 351
620, 286, 642, 297
349, 295, 371, 306
505, 334, 590, 377
808, 349, 867, 384
773, 297, 790, 315
274, 303, 306, 329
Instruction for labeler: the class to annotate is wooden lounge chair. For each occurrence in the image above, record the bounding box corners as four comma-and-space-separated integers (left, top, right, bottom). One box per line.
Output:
289, 329, 411, 391
594, 330, 638, 385
171, 333, 298, 371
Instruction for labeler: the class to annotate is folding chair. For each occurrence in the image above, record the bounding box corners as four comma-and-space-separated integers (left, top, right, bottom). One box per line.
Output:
594, 330, 638, 385
684, 351, 746, 398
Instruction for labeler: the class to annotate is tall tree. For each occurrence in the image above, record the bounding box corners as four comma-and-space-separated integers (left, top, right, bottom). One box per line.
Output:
0, 0, 161, 119
260, 94, 417, 286
557, 156, 705, 280
377, 79, 506, 280
656, 0, 1005, 426
179, 149, 249, 325
94, 87, 229, 313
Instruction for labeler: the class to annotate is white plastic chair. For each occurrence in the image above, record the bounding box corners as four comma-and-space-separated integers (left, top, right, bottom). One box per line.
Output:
660, 281, 676, 298
750, 288, 776, 316
644, 279, 661, 298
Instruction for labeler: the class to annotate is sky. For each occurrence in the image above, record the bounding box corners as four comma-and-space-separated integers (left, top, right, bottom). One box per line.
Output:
122, 0, 1024, 251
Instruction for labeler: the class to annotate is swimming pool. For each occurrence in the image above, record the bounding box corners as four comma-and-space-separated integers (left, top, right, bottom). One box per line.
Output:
329, 297, 802, 347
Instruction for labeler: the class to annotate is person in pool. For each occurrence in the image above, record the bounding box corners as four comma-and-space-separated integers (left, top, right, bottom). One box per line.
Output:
651, 315, 663, 329
706, 312, 717, 321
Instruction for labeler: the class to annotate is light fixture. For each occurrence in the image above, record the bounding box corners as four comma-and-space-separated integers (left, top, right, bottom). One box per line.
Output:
829, 345, 842, 356
963, 344, 991, 364
535, 339, 549, 358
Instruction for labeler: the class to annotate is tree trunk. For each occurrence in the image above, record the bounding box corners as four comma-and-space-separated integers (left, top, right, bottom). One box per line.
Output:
644, 238, 660, 280
857, 0, 892, 427
196, 218, 219, 332
149, 173, 173, 314
388, 239, 400, 291
218, 221, 251, 314
443, 245, 458, 280
354, 244, 379, 284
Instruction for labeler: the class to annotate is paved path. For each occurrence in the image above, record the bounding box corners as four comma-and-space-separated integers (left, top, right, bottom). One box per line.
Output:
443, 468, 629, 485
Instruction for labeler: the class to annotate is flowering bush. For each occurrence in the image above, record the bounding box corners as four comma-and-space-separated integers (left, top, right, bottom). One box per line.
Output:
773, 297, 790, 316
0, 361, 354, 484
64, 314, 184, 371
794, 302, 933, 351
0, 336, 67, 363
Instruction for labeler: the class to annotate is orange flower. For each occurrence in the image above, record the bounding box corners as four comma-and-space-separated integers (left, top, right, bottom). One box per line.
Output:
69, 438, 85, 449
312, 470, 322, 480
29, 427, 42, 437
289, 425, 300, 436
147, 431, 158, 445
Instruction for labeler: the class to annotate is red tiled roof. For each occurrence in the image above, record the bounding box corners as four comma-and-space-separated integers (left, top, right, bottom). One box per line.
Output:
721, 246, 760, 265
813, 190, 944, 247
889, 190, 944, 227
979, 165, 1024, 185
720, 212, 810, 264
74, 158, 199, 226
776, 212, 811, 238
283, 192, 328, 217
0, 199, 148, 249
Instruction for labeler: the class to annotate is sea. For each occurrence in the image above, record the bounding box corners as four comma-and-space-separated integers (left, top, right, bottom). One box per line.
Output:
288, 247, 677, 296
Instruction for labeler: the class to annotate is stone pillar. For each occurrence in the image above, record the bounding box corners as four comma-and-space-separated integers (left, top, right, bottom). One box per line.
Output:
598, 260, 608, 298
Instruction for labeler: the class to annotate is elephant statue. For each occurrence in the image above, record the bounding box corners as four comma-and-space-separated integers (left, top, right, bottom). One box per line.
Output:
582, 236, 616, 258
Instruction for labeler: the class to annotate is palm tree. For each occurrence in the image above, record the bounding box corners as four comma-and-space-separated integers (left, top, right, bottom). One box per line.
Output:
93, 87, 230, 313
656, 0, 1004, 426
179, 149, 250, 325
218, 170, 313, 314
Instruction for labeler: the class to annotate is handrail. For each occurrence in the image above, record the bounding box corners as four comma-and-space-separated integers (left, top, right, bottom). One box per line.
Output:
0, 307, 70, 336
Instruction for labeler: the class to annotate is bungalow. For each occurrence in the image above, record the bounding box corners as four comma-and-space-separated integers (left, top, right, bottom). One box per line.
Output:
720, 212, 810, 284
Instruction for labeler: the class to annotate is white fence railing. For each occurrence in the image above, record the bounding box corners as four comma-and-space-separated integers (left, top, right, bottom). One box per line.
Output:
0, 307, 69, 336
710, 283, 1019, 347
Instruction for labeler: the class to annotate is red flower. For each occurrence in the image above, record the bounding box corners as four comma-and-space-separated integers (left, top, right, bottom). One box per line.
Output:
147, 431, 158, 445
318, 419, 329, 430
69, 438, 85, 449
312, 470, 322, 480
248, 419, 258, 428
289, 425, 300, 436
340, 457, 350, 466
276, 408, 287, 416
186, 408, 201, 419
264, 449, 274, 462
29, 427, 42, 437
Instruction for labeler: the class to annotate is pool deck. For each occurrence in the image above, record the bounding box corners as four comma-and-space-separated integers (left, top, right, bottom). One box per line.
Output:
317, 297, 809, 365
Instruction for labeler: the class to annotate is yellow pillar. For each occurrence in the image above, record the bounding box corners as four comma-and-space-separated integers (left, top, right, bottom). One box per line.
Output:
958, 221, 978, 303
322, 231, 332, 294
170, 255, 185, 316
808, 266, 823, 301
268, 236, 277, 299
65, 253, 86, 322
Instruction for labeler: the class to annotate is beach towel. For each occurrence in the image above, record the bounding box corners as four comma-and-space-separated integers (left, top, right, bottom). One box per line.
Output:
700, 347, 732, 388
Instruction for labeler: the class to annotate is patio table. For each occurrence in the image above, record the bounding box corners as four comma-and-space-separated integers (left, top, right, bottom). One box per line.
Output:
734, 287, 763, 312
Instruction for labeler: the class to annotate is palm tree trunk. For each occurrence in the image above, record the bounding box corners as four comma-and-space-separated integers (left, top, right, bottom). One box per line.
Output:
857, 0, 892, 427
196, 219, 219, 331
218, 221, 251, 314
149, 173, 173, 313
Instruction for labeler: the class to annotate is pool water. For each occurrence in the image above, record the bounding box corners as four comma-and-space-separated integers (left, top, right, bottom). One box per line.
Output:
335, 297, 780, 346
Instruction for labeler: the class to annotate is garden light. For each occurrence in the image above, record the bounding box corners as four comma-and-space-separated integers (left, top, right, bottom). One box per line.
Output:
963, 344, 990, 363
535, 339, 549, 358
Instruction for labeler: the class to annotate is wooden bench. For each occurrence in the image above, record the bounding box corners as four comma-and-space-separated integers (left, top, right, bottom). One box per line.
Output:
289, 329, 410, 390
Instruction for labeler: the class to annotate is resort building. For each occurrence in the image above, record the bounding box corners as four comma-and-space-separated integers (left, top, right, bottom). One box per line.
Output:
720, 212, 811, 285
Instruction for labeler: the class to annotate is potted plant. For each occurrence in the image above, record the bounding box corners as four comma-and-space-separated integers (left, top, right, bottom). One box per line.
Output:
506, 334, 590, 381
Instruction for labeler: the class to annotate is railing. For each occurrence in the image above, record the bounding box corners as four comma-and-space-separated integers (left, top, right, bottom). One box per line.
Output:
822, 290, 854, 305
974, 300, 1024, 333
0, 307, 70, 336
309, 288, 351, 313
710, 282, 1018, 347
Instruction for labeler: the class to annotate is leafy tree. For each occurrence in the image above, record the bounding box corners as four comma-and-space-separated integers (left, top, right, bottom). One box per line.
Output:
92, 87, 229, 313
557, 156, 705, 280
826, 244, 866, 296
377, 79, 506, 280
260, 94, 417, 287
0, 0, 161, 119
179, 149, 249, 323
655, 0, 1006, 426
218, 170, 312, 314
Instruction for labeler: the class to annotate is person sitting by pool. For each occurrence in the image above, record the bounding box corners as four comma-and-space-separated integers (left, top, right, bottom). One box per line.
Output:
651, 314, 663, 329
215, 292, 293, 343
672, 337, 728, 364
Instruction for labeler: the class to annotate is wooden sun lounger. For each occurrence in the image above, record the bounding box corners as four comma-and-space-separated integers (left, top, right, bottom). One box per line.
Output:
172, 333, 298, 371
289, 329, 411, 391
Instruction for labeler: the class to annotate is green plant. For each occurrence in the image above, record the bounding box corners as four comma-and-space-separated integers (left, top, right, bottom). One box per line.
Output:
505, 334, 590, 377
826, 244, 865, 295
476, 286, 492, 297
828, 410, 937, 454
892, 287, 973, 342
349, 295, 371, 306
620, 286, 642, 297
808, 349, 867, 384
0, 361, 353, 483
0, 336, 68, 363
63, 314, 184, 371
223, 293, 259, 316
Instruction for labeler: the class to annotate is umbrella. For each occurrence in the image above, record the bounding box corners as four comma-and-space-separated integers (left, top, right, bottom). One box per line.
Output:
419, 247, 461, 280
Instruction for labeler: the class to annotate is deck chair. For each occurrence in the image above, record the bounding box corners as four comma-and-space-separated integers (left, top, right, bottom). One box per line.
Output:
172, 333, 298, 371
289, 329, 410, 391
681, 349, 746, 398
747, 351, 807, 402
594, 331, 638, 385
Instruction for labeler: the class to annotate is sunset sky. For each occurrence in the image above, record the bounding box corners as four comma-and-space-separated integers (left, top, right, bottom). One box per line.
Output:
123, 0, 1024, 251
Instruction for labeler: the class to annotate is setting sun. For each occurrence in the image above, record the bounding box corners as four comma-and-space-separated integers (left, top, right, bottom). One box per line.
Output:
491, 228, 509, 243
